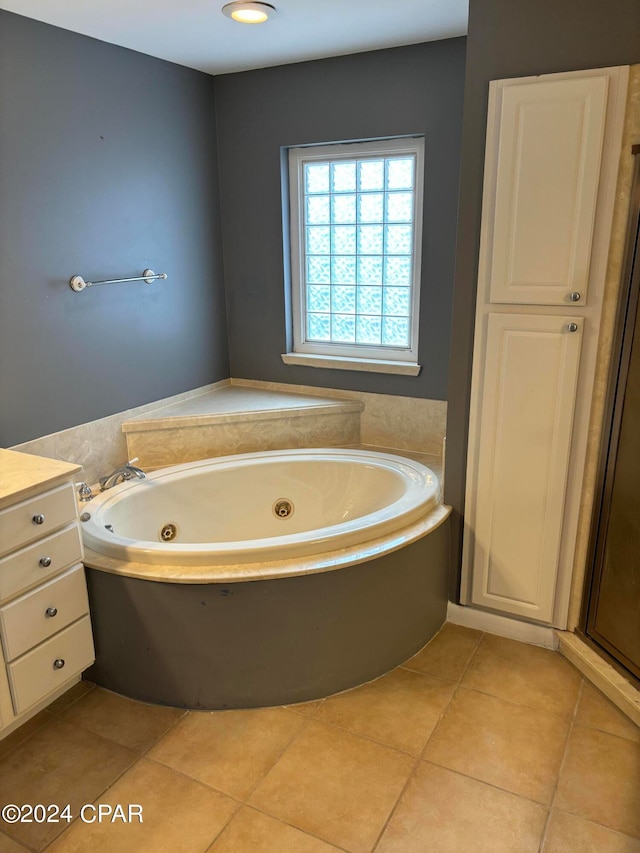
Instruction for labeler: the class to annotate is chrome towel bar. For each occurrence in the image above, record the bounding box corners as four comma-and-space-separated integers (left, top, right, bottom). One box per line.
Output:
69, 269, 167, 292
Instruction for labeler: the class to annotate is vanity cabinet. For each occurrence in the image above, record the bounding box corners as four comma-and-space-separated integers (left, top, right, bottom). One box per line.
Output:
462, 66, 629, 626
0, 449, 94, 736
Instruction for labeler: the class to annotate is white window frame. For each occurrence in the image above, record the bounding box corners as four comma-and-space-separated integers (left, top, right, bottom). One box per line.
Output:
283, 137, 424, 375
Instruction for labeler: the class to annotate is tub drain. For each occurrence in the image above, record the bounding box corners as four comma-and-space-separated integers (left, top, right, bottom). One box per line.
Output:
273, 499, 294, 519
160, 522, 178, 542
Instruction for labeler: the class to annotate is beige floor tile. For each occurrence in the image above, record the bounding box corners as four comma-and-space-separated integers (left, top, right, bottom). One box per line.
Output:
46, 757, 237, 853
402, 623, 482, 682
60, 686, 185, 752
544, 810, 640, 852
208, 806, 342, 852
148, 706, 307, 800
249, 719, 414, 853
575, 682, 640, 743
377, 762, 547, 852
0, 833, 30, 852
423, 687, 569, 804
0, 720, 136, 851
0, 710, 54, 760
555, 725, 640, 838
47, 680, 95, 714
461, 634, 582, 717
315, 668, 454, 755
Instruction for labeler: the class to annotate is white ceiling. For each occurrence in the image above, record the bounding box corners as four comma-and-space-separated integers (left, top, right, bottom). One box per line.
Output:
0, 0, 468, 75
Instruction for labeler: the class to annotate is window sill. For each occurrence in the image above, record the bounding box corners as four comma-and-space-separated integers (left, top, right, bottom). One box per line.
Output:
281, 352, 422, 376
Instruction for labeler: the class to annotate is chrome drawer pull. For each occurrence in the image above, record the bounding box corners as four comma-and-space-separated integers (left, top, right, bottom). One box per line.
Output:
45, 607, 58, 618
568, 322, 579, 333
32, 514, 45, 525
569, 291, 582, 302
39, 556, 52, 568
53, 658, 65, 670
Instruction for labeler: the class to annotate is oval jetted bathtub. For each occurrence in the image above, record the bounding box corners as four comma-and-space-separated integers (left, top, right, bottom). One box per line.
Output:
82, 448, 451, 709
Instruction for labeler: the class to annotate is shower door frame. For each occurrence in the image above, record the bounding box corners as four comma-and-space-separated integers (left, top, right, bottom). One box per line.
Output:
580, 145, 640, 682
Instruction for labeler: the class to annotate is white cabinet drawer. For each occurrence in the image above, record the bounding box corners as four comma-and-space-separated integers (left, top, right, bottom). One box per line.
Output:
0, 484, 77, 558
0, 525, 83, 603
0, 566, 89, 661
7, 616, 94, 715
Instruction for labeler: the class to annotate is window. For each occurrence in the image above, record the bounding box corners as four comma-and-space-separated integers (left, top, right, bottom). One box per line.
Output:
283, 137, 424, 375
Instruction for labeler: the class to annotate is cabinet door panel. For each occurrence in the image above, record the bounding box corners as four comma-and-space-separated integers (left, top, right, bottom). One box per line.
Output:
489, 76, 608, 305
470, 314, 583, 621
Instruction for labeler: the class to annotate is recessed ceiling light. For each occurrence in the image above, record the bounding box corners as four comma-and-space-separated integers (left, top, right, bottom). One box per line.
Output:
222, 2, 277, 24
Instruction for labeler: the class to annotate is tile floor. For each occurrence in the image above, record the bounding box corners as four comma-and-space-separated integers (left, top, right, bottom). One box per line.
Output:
0, 624, 638, 852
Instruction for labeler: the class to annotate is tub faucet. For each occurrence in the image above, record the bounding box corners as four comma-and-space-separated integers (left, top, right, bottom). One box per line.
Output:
99, 458, 146, 491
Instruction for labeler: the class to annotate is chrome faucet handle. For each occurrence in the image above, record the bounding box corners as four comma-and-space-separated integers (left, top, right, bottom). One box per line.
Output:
75, 482, 93, 502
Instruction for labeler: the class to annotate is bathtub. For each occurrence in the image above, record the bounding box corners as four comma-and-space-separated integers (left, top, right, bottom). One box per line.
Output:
82, 448, 451, 709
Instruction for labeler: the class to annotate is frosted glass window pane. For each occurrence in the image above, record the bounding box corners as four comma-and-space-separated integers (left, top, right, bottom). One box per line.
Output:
386, 157, 414, 190
331, 256, 356, 284
306, 226, 330, 255
331, 162, 356, 192
385, 225, 412, 255
305, 163, 329, 194
357, 256, 383, 286
357, 225, 384, 255
383, 286, 411, 316
384, 256, 412, 286
358, 160, 384, 191
331, 194, 356, 224
307, 313, 331, 341
382, 316, 410, 346
386, 192, 413, 222
332, 314, 356, 342
331, 226, 356, 255
356, 315, 382, 345
307, 255, 331, 284
331, 285, 356, 314
358, 193, 384, 223
307, 195, 330, 224
307, 285, 331, 313
357, 286, 382, 315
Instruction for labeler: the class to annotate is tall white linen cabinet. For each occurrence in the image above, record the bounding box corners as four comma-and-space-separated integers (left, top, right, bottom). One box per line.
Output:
461, 66, 629, 627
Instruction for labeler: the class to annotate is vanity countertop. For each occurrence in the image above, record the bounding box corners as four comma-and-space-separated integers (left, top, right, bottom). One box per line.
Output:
0, 448, 81, 508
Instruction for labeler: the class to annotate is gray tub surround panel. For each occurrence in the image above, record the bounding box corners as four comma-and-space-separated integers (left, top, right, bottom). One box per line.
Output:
0, 11, 229, 447
214, 38, 466, 400
84, 511, 450, 709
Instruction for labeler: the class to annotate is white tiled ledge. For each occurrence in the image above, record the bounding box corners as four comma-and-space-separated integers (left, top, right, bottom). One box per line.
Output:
281, 352, 422, 376
122, 385, 363, 433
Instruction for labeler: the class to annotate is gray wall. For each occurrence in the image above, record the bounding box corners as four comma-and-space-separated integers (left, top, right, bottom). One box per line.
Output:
0, 12, 229, 446
214, 39, 466, 400
445, 0, 640, 595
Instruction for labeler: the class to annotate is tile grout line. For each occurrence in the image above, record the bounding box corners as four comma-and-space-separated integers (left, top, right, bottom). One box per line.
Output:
369, 637, 485, 852
0, 683, 97, 765
39, 704, 191, 851
369, 755, 422, 853
537, 677, 584, 852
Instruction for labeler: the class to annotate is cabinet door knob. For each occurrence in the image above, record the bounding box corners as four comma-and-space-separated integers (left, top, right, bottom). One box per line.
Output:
45, 607, 58, 618
53, 659, 65, 670
32, 514, 45, 525
39, 556, 52, 568
568, 291, 582, 302
568, 323, 579, 332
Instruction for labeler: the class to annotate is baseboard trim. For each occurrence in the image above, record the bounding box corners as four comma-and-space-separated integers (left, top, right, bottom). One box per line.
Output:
446, 602, 558, 649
